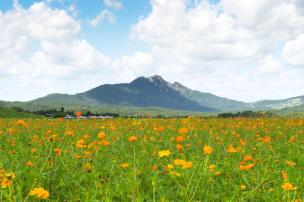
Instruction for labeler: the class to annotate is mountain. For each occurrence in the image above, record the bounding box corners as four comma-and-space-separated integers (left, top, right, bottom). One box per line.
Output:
252, 96, 304, 110
0, 101, 6, 107
172, 82, 251, 111
24, 75, 214, 112
80, 75, 213, 112
2, 75, 304, 115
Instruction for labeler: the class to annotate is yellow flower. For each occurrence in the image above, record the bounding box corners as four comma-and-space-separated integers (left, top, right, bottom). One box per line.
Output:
158, 150, 171, 158
208, 164, 216, 172
214, 171, 221, 176
173, 159, 192, 169
203, 145, 213, 155
169, 171, 181, 177
164, 164, 174, 171
182, 161, 193, 169
83, 163, 92, 172
227, 144, 240, 153
75, 138, 87, 148
282, 182, 296, 191
173, 159, 186, 166
240, 184, 247, 190
29, 187, 50, 199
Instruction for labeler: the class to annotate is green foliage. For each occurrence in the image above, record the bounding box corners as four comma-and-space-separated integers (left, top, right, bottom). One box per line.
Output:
218, 111, 277, 118
0, 107, 44, 118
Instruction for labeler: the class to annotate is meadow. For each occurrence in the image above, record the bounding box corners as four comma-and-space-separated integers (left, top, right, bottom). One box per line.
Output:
0, 117, 303, 201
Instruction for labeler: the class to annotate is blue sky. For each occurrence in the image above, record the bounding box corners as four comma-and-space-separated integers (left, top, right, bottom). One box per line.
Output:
0, 0, 221, 57
0, 0, 152, 57
0, 0, 304, 101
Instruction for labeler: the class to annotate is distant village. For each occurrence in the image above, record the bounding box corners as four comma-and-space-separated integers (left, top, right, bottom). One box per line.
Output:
33, 107, 119, 119
62, 114, 114, 119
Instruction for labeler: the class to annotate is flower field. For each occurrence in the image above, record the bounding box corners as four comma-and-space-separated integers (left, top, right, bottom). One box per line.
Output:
0, 118, 303, 201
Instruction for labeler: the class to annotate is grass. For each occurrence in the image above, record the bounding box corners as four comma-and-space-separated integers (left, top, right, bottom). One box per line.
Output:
0, 118, 303, 201
0, 108, 44, 119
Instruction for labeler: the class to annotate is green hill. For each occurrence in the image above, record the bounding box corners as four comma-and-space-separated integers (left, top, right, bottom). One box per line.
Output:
0, 107, 45, 118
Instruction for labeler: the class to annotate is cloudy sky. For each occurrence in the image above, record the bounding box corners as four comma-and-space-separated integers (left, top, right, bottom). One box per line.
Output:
0, 0, 304, 102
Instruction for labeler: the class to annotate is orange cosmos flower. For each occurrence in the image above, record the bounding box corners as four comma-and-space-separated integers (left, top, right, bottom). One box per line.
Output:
0, 178, 12, 188
239, 139, 247, 146
285, 160, 296, 167
289, 136, 296, 143
243, 155, 253, 162
175, 136, 185, 143
227, 144, 239, 153
259, 136, 271, 143
75, 138, 87, 148
120, 163, 130, 169
31, 148, 37, 153
239, 163, 255, 171
176, 144, 183, 151
173, 159, 186, 166
54, 148, 62, 156
25, 161, 34, 167
65, 130, 74, 136
99, 140, 110, 147
128, 136, 138, 142
182, 161, 193, 169
281, 171, 288, 181
29, 187, 50, 199
282, 182, 296, 191
98, 132, 106, 139
151, 165, 158, 171
203, 145, 213, 155
178, 128, 188, 135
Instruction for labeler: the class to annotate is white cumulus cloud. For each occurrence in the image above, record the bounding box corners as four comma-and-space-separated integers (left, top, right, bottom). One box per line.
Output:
130, 0, 304, 101
0, 2, 150, 101
89, 9, 115, 27
282, 34, 304, 66
103, 0, 123, 10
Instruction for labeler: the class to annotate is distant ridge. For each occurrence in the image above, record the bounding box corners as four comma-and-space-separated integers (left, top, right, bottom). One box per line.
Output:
2, 75, 304, 113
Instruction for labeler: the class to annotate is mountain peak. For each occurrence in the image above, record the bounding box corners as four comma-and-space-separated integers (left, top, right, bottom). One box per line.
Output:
147, 75, 165, 82
172, 82, 191, 93
131, 75, 165, 84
